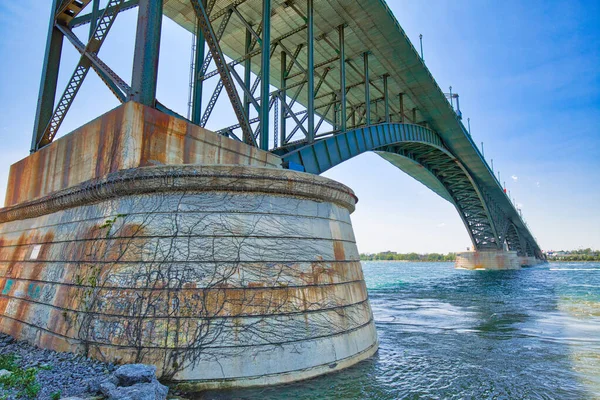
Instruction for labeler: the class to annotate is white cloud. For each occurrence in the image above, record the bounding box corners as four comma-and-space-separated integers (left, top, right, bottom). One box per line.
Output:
436, 223, 446, 228
536, 181, 540, 187
511, 175, 518, 181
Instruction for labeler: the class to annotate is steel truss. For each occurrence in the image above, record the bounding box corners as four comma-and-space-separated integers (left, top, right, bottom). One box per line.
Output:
278, 123, 540, 254
30, 1, 542, 258
33, 0, 423, 153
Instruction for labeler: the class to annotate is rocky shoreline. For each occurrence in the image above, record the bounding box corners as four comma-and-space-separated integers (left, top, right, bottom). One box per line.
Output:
0, 333, 178, 400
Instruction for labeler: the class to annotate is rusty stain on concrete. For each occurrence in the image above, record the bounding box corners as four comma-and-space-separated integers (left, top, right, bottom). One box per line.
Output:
5, 102, 281, 207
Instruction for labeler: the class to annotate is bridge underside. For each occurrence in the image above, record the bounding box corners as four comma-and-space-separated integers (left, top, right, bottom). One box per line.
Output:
29, 0, 543, 260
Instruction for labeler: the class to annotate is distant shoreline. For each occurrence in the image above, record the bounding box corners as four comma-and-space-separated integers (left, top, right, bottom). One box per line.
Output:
361, 259, 599, 264
360, 259, 454, 263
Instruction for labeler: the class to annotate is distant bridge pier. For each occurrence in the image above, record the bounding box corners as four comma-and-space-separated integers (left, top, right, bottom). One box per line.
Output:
456, 251, 546, 270
455, 250, 521, 270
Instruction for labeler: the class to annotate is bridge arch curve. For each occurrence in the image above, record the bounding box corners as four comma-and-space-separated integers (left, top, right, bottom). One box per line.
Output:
277, 123, 504, 251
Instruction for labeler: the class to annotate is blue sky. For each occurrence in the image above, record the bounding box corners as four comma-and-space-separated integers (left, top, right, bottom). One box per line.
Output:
0, 0, 598, 253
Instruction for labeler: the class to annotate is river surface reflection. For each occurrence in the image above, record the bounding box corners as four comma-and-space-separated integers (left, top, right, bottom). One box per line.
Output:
195, 262, 600, 399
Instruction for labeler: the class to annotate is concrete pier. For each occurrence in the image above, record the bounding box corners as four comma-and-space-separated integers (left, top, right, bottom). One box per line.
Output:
455, 250, 521, 270
0, 103, 378, 390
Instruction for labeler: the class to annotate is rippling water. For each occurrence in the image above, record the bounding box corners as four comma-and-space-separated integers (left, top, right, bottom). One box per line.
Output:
196, 262, 600, 399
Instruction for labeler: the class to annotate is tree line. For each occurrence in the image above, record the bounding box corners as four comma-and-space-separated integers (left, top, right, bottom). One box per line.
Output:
547, 248, 600, 262
360, 251, 456, 262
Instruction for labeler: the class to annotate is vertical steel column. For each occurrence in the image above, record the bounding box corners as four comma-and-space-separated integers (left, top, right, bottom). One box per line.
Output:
306, 0, 315, 143
243, 30, 252, 118
192, 1, 206, 124
259, 0, 271, 150
89, 0, 100, 38
31, 0, 65, 152
399, 93, 404, 123
412, 107, 417, 123
333, 104, 338, 130
280, 51, 287, 144
383, 74, 390, 123
131, 0, 163, 106
363, 52, 370, 126
338, 25, 346, 132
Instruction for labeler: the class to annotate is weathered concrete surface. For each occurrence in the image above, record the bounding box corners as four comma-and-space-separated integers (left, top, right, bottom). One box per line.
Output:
455, 250, 521, 270
0, 165, 378, 390
5, 102, 280, 207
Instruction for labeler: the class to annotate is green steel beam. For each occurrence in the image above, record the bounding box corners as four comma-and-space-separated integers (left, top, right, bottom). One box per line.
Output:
280, 50, 287, 144
191, 2, 206, 125
383, 74, 390, 123
88, 0, 100, 38
259, 0, 271, 150
243, 30, 252, 118
399, 93, 404, 123
363, 52, 370, 126
131, 0, 163, 106
306, 0, 315, 143
31, 0, 64, 152
339, 24, 346, 132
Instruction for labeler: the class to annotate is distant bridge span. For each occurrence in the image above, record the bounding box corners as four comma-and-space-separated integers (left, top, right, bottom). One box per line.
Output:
30, 0, 543, 259
275, 123, 540, 258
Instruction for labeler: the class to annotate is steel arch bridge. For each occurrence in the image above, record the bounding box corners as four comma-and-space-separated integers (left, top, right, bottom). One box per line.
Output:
30, 0, 543, 259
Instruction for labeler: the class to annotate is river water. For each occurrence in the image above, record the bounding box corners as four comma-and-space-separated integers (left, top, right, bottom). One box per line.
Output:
197, 262, 600, 399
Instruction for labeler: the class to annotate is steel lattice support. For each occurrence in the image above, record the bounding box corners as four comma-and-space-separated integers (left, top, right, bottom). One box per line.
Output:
33, 0, 126, 151
29, 0, 544, 260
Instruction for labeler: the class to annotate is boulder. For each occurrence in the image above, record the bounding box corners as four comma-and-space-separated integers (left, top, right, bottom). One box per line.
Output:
104, 381, 169, 400
114, 364, 157, 387
88, 374, 118, 394
100, 381, 117, 396
0, 369, 12, 378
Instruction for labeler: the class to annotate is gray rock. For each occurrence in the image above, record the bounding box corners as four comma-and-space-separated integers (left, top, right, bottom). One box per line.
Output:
60, 397, 87, 400
0, 369, 12, 378
105, 381, 168, 400
100, 381, 117, 396
88, 375, 118, 394
114, 364, 157, 387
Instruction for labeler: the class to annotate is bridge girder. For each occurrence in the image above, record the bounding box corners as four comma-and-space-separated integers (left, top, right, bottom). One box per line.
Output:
278, 123, 538, 255
30, 1, 544, 259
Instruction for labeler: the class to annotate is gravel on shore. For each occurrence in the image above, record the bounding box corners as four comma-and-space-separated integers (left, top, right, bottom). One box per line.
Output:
0, 333, 115, 400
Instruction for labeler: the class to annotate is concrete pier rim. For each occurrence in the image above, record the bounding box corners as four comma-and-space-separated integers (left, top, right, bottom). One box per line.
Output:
173, 339, 380, 392
0, 165, 358, 224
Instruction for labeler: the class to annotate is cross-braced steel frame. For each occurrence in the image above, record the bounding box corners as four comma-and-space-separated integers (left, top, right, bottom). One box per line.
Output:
30, 0, 543, 258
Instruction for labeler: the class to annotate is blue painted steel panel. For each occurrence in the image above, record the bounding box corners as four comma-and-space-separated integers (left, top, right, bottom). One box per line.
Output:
377, 125, 384, 145
328, 137, 342, 166
391, 124, 399, 142
287, 161, 305, 172
364, 127, 373, 149
337, 134, 351, 160
400, 124, 407, 141
300, 147, 320, 174
314, 140, 331, 172
381, 125, 390, 144
347, 130, 358, 156
356, 129, 366, 152
286, 152, 303, 167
